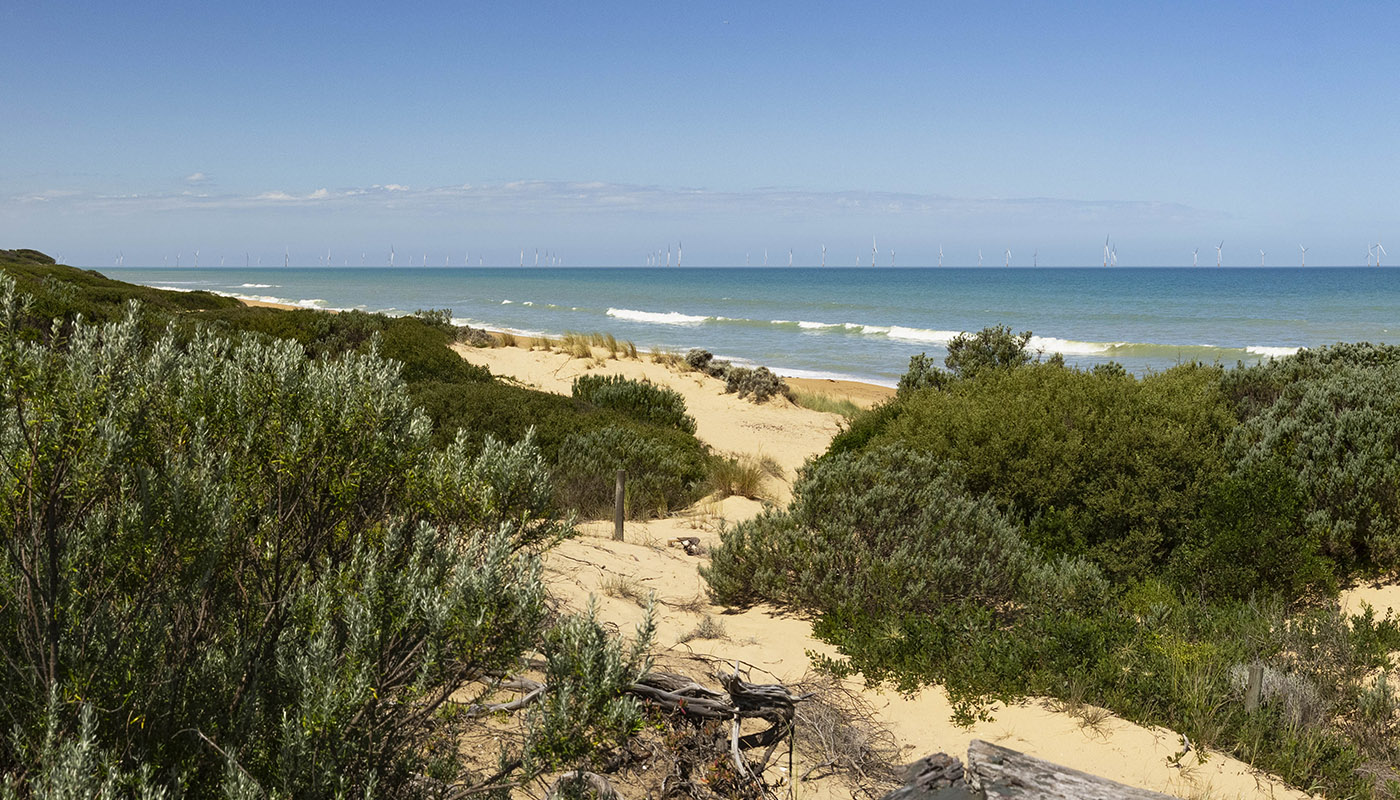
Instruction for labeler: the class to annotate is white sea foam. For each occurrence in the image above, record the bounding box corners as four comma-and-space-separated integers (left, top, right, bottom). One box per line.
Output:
797, 320, 838, 329
607, 307, 709, 325
1029, 335, 1116, 356
501, 299, 514, 304
237, 283, 278, 288
219, 292, 330, 310
151, 285, 193, 292
884, 326, 961, 344
1246, 345, 1304, 358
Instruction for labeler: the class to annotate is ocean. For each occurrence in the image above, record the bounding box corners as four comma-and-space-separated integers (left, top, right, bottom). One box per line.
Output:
105, 266, 1400, 387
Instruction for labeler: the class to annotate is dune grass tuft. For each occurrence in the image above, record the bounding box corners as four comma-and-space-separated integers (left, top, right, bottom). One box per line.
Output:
792, 390, 862, 418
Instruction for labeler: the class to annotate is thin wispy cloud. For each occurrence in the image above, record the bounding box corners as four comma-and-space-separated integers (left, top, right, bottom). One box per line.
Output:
184, 172, 211, 185
3, 180, 1218, 227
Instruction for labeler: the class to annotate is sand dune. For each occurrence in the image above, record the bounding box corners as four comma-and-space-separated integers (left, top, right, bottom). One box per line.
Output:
454, 341, 1309, 800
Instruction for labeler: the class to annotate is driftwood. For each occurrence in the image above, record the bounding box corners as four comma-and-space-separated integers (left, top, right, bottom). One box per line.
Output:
881, 740, 1183, 800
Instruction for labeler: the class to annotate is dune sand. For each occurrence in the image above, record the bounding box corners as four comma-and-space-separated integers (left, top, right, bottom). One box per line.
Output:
454, 341, 1310, 800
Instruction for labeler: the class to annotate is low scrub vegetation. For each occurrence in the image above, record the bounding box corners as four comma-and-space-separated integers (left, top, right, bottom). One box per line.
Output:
573, 373, 696, 434
708, 325, 1400, 798
684, 349, 793, 403
0, 269, 653, 797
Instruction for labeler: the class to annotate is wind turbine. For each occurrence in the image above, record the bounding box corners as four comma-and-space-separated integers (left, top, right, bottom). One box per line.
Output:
871, 236, 877, 267
284, 247, 289, 268
1260, 249, 1266, 267
390, 246, 396, 267
890, 249, 895, 267
821, 243, 826, 267
1005, 248, 1011, 268
764, 248, 768, 266
678, 242, 683, 267
938, 244, 944, 268
1193, 248, 1199, 267
1368, 245, 1375, 267
978, 249, 983, 267
1103, 235, 1110, 268
1216, 241, 1224, 268
788, 248, 793, 267
536, 248, 541, 267
1110, 244, 1117, 267
1378, 239, 1388, 267
1299, 244, 1308, 267
194, 249, 199, 268
176, 251, 181, 268
1033, 249, 1038, 268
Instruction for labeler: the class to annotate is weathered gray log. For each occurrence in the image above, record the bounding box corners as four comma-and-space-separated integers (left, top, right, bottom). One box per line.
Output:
967, 739, 1181, 800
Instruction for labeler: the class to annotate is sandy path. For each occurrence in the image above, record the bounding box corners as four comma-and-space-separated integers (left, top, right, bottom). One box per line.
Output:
455, 342, 1307, 799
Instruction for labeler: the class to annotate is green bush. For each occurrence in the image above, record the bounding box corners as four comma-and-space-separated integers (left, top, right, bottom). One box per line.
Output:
1226, 359, 1400, 573
555, 425, 710, 519
896, 352, 949, 395
723, 365, 791, 403
572, 373, 696, 434
844, 361, 1235, 581
943, 324, 1033, 380
1222, 342, 1400, 421
0, 278, 647, 797
1169, 459, 1332, 599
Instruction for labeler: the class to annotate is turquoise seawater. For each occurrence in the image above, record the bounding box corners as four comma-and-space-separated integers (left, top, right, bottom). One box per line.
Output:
105, 267, 1400, 386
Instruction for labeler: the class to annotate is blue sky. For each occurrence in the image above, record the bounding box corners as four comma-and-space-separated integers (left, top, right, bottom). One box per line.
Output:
3, 1, 1397, 266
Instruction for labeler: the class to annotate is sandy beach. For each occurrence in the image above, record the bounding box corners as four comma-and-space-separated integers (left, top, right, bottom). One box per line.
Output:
453, 338, 1314, 800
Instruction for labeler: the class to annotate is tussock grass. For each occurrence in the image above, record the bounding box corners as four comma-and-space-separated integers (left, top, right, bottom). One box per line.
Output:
651, 348, 684, 368
496, 331, 518, 348
792, 389, 863, 418
706, 455, 782, 501
600, 575, 650, 606
676, 614, 728, 644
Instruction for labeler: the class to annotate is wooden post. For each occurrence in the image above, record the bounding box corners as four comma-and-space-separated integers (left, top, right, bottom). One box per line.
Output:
613, 469, 626, 541
1245, 664, 1264, 712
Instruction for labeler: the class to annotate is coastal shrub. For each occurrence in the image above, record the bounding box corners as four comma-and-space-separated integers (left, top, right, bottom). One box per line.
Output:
943, 324, 1034, 380
704, 444, 1103, 615
1222, 341, 1400, 421
555, 425, 709, 518
841, 361, 1235, 582
572, 373, 696, 434
704, 444, 1110, 714
192, 306, 494, 385
0, 280, 646, 797
1225, 359, 1400, 574
723, 365, 791, 403
896, 352, 949, 395
686, 347, 728, 375
1169, 459, 1332, 599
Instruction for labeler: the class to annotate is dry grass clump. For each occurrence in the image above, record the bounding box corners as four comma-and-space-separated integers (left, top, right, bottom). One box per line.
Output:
792, 390, 862, 418
496, 331, 518, 348
651, 348, 684, 368
600, 575, 651, 606
676, 614, 728, 644
532, 336, 555, 351
707, 455, 783, 500
561, 331, 595, 359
